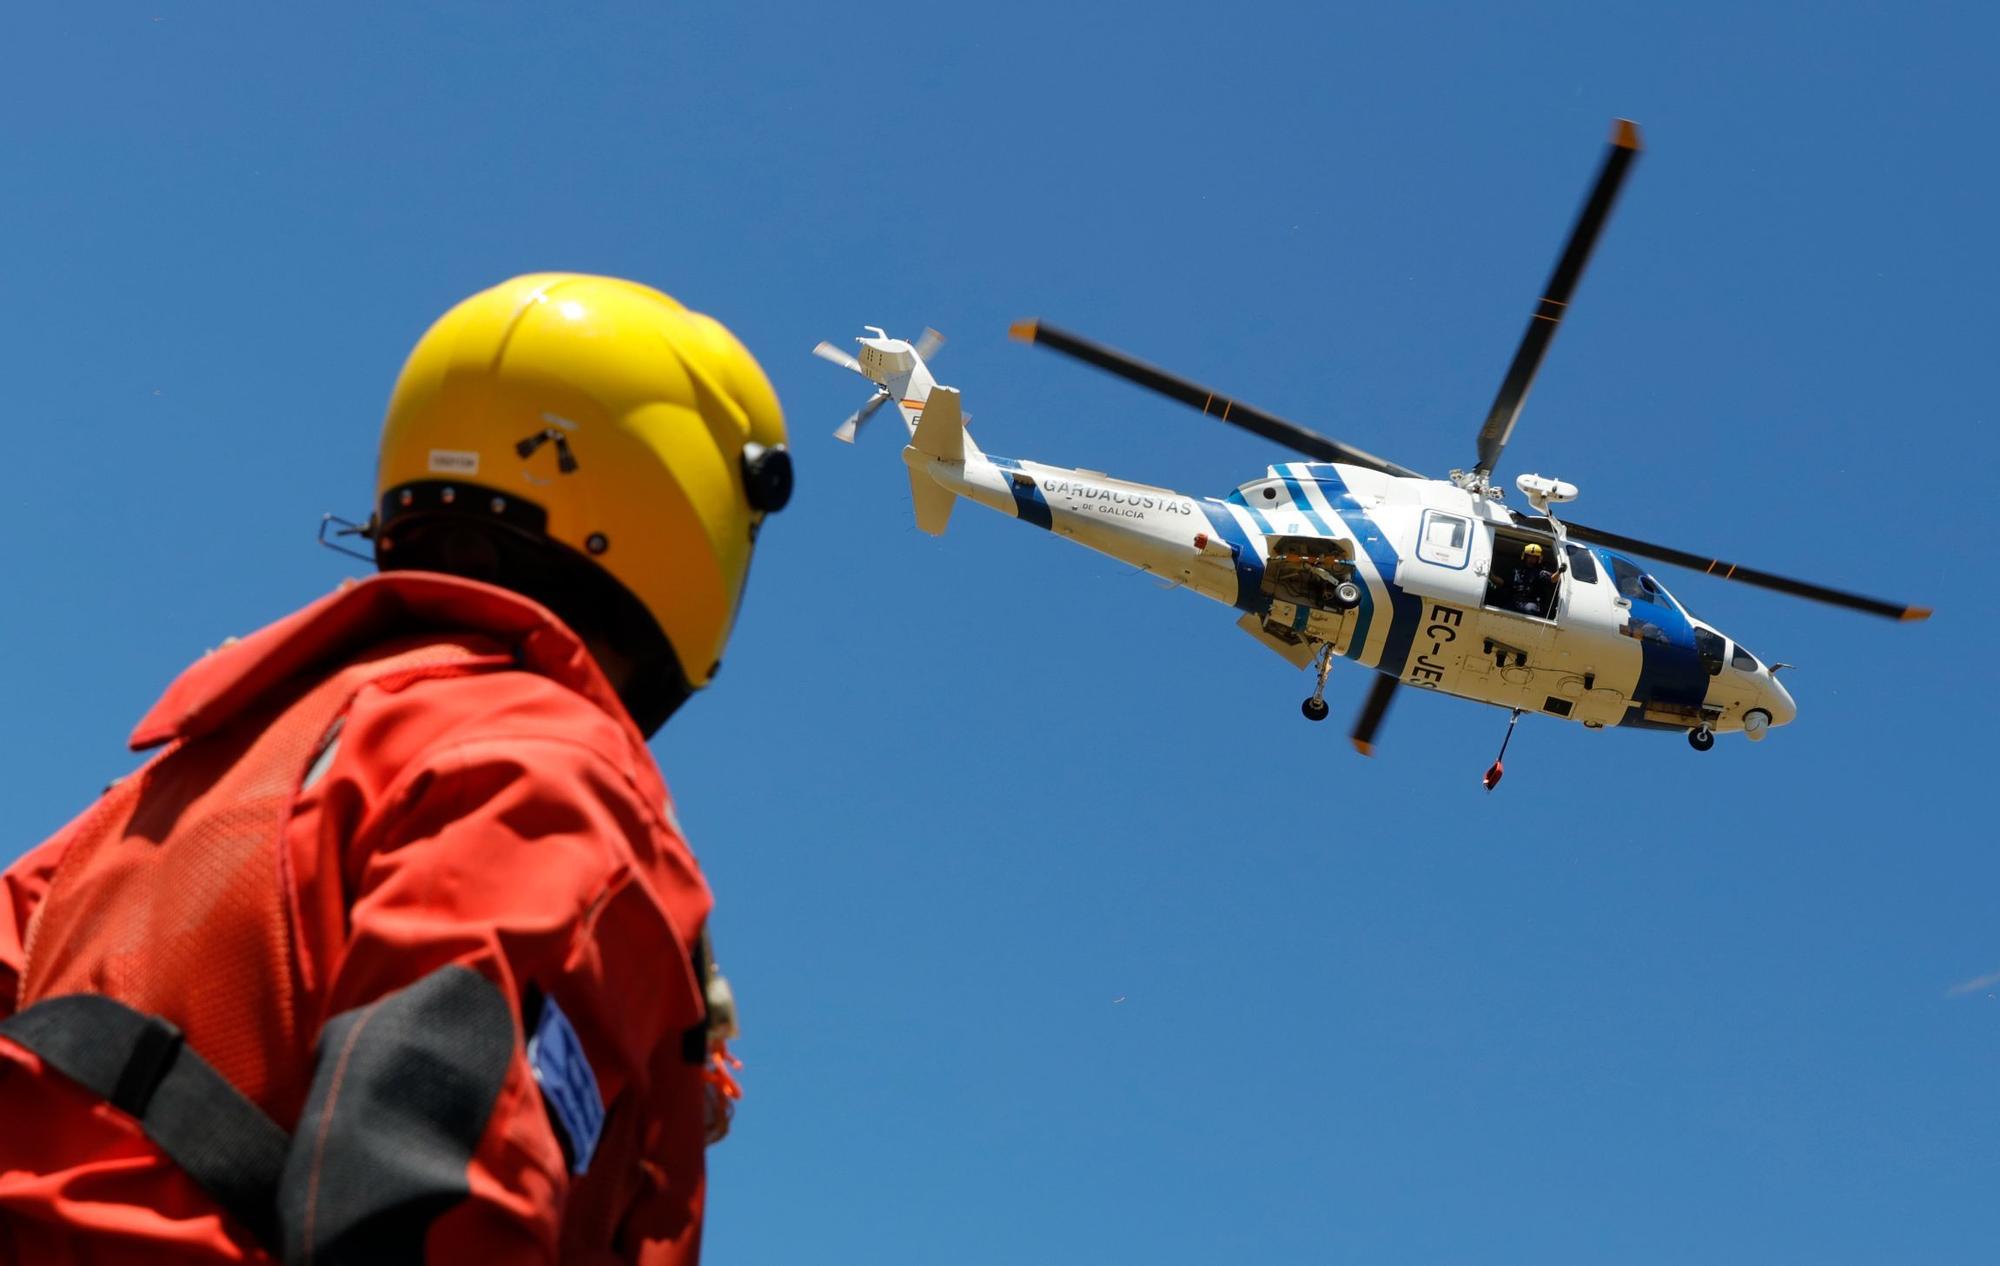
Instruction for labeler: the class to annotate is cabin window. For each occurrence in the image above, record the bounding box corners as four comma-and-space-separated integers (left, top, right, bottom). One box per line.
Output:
1564, 544, 1599, 584
1694, 626, 1726, 676
1416, 510, 1471, 569
1732, 644, 1762, 672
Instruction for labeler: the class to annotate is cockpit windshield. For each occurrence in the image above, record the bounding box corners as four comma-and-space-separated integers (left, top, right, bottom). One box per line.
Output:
1605, 552, 1678, 609
1732, 643, 1762, 672
1693, 625, 1726, 676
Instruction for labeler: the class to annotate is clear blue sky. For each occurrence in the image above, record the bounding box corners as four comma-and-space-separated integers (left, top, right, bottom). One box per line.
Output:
5, 4, 1997, 1262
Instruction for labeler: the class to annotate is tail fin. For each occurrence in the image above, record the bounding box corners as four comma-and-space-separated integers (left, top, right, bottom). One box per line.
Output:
910, 386, 965, 462
906, 386, 965, 535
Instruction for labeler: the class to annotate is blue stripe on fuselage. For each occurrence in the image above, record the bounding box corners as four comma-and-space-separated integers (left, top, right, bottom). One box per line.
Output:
988, 455, 1053, 530
1303, 464, 1422, 674
1277, 467, 1335, 537
1601, 550, 1708, 724
1198, 501, 1269, 614
1225, 488, 1276, 536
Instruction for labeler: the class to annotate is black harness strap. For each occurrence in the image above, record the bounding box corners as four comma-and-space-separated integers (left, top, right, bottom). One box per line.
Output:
0, 994, 287, 1248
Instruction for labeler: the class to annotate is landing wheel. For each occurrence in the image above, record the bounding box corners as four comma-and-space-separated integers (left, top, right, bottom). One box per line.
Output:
1688, 725, 1715, 752
1333, 580, 1362, 609
1302, 697, 1330, 722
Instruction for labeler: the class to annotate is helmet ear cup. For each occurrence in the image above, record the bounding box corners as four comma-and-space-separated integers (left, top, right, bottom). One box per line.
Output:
741, 444, 793, 513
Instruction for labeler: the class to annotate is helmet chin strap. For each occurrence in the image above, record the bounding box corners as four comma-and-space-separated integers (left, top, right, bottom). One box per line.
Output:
580, 631, 636, 697
581, 633, 682, 737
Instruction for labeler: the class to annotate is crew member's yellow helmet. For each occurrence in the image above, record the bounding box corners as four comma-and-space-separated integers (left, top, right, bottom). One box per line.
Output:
374, 274, 790, 730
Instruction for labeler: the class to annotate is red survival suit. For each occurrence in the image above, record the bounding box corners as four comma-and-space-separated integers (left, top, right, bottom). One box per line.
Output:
0, 573, 724, 1264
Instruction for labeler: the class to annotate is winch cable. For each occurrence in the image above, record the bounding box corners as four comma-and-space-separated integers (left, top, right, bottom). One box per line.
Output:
1483, 708, 1524, 792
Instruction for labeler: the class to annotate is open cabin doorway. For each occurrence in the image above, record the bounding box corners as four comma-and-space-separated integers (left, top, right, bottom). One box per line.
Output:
1483, 530, 1562, 621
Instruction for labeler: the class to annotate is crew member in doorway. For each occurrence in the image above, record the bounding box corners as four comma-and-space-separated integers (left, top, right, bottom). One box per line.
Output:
1507, 542, 1564, 617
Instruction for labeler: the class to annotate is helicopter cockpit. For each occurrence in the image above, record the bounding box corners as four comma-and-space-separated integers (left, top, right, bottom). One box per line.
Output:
1605, 551, 1676, 608
1693, 623, 1767, 681
1602, 550, 1693, 637
1691, 621, 1796, 735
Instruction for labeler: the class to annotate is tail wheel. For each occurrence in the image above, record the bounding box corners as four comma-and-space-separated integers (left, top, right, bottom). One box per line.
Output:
1688, 726, 1715, 752
1334, 581, 1362, 609
1302, 697, 1330, 722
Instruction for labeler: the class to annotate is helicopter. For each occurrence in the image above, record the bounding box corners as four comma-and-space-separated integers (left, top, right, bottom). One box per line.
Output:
813, 119, 1930, 773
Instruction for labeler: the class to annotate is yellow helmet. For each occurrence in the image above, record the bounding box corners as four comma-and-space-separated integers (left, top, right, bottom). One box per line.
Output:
1522, 543, 1544, 560
374, 273, 790, 729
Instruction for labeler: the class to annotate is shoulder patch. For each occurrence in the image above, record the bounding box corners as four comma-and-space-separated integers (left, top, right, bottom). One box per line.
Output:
528, 994, 605, 1173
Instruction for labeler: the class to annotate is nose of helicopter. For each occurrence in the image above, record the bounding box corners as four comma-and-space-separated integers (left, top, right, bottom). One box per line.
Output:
1725, 648, 1795, 741
1738, 670, 1795, 742
1764, 674, 1797, 728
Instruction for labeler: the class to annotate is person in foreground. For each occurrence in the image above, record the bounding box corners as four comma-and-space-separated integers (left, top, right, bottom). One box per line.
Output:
0, 273, 792, 1265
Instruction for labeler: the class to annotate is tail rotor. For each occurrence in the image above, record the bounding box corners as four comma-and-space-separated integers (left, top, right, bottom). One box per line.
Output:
811, 340, 864, 375
813, 327, 945, 444
834, 389, 891, 444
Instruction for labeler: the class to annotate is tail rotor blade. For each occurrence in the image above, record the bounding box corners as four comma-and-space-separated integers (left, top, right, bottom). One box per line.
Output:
814, 341, 865, 375
912, 327, 946, 362
834, 390, 891, 444
1350, 675, 1399, 756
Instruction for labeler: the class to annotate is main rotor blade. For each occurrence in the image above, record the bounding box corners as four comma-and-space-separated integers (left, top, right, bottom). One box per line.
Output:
1010, 319, 1423, 480
1474, 119, 1644, 481
1562, 518, 1932, 621
813, 341, 865, 375
1351, 674, 1399, 756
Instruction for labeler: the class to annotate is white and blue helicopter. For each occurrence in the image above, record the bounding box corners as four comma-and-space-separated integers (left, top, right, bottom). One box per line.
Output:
814, 120, 1929, 781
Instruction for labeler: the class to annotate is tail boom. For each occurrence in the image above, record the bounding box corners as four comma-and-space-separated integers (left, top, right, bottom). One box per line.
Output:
844, 327, 1246, 610
903, 445, 1244, 608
